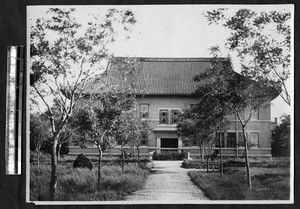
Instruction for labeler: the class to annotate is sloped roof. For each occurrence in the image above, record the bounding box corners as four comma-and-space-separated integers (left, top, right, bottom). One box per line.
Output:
88, 57, 232, 95
135, 57, 231, 95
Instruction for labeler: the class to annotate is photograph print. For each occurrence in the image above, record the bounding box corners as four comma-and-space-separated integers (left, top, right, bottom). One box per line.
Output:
27, 4, 293, 204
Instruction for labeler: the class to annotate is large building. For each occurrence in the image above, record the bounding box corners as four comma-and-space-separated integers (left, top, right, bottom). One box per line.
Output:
69, 57, 274, 158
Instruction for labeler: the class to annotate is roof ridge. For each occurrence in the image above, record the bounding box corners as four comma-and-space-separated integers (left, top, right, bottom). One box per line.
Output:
112, 57, 230, 62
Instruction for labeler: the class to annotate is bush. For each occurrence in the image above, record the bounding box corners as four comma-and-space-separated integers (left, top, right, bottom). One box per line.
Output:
30, 163, 149, 201
73, 154, 93, 170
152, 151, 187, 160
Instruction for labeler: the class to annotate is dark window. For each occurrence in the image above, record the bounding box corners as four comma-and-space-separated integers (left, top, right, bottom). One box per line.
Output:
227, 133, 237, 148
171, 110, 180, 124
140, 104, 149, 118
190, 104, 195, 109
159, 110, 169, 124
215, 132, 225, 147
141, 131, 148, 146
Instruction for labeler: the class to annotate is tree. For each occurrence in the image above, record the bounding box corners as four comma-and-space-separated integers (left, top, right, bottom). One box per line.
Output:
128, 119, 150, 162
56, 126, 73, 160
272, 114, 290, 157
30, 114, 51, 166
204, 8, 291, 106
72, 90, 135, 189
193, 53, 275, 189
177, 101, 229, 174
30, 8, 136, 200
113, 109, 141, 172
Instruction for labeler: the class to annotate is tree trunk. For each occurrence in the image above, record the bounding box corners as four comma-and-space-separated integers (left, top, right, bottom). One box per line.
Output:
36, 150, 40, 166
57, 144, 61, 161
242, 126, 252, 189
206, 150, 209, 173
137, 146, 140, 163
219, 126, 223, 176
122, 148, 125, 173
50, 135, 59, 200
97, 146, 102, 190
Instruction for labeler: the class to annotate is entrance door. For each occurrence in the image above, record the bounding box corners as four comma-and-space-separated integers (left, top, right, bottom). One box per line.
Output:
161, 138, 178, 148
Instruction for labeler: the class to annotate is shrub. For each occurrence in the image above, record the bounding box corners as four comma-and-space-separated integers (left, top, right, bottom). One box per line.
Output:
152, 151, 187, 160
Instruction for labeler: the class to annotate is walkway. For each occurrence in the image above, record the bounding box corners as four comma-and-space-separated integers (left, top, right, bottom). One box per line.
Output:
126, 161, 209, 203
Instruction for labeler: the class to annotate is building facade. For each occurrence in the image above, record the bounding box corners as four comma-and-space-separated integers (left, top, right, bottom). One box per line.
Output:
69, 57, 274, 158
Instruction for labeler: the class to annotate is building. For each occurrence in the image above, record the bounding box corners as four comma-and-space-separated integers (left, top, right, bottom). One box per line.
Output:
69, 57, 275, 158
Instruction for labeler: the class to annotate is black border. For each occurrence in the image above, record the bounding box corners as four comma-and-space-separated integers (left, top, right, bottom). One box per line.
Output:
0, 0, 298, 209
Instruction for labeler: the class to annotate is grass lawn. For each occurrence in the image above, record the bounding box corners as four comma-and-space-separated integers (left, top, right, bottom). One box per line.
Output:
30, 155, 150, 201
188, 159, 290, 200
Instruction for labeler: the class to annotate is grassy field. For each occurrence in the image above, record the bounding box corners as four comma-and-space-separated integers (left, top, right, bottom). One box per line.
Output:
30, 155, 150, 201
188, 158, 290, 200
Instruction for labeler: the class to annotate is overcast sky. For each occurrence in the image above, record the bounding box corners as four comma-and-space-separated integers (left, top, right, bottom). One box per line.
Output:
28, 4, 294, 121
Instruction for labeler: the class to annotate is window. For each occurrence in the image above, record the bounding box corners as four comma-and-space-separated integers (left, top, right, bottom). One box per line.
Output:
227, 133, 237, 148
171, 110, 180, 124
159, 110, 169, 124
141, 134, 147, 146
140, 104, 149, 118
248, 133, 259, 148
190, 104, 195, 109
215, 132, 225, 147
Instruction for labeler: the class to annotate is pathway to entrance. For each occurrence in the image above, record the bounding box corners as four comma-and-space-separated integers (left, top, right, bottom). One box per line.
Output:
126, 161, 209, 202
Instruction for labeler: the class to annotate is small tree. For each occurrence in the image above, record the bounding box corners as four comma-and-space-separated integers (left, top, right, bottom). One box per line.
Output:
194, 52, 275, 189
128, 119, 150, 162
113, 109, 140, 172
30, 114, 51, 166
272, 114, 290, 157
203, 134, 215, 173
72, 90, 134, 189
178, 103, 228, 175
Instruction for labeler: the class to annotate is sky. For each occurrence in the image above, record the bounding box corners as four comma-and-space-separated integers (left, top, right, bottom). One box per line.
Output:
28, 4, 294, 121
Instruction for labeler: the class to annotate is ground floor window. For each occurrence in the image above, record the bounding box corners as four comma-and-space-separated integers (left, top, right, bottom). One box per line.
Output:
215, 132, 225, 147
227, 132, 237, 148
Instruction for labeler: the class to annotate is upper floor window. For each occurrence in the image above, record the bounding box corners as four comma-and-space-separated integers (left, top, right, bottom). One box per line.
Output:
171, 110, 180, 124
159, 109, 169, 124
140, 104, 149, 119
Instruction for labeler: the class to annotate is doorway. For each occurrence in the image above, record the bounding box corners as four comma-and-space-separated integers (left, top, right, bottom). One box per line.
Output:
161, 138, 178, 148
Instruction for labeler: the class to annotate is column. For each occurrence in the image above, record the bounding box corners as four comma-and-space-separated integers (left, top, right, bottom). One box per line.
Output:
178, 138, 182, 153
156, 138, 161, 154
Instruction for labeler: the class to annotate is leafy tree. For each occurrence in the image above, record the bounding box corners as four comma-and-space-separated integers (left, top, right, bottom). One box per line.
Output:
128, 119, 151, 162
204, 8, 291, 106
30, 114, 51, 166
272, 114, 290, 157
177, 101, 229, 174
71, 90, 134, 189
30, 8, 136, 200
113, 109, 141, 172
193, 52, 275, 189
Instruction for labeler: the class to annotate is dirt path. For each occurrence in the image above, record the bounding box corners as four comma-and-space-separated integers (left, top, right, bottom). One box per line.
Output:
126, 161, 209, 203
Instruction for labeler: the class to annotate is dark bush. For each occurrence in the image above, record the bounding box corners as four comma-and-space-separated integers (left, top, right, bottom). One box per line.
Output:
153, 151, 187, 161
73, 154, 93, 170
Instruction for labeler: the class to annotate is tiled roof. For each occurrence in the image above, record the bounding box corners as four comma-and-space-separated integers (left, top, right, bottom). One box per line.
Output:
88, 57, 232, 95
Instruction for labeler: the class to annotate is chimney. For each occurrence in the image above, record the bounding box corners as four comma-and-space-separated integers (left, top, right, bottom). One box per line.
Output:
274, 117, 278, 125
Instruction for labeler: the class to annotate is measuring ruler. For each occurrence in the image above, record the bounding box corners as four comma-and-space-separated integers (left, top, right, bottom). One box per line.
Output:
6, 46, 23, 175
